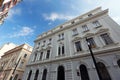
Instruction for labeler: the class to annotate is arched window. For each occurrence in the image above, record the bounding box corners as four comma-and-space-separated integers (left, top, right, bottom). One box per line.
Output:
117, 59, 120, 67
57, 66, 65, 80
42, 69, 47, 80
13, 74, 18, 80
79, 64, 90, 80
34, 69, 39, 80
97, 62, 111, 80
27, 70, 32, 80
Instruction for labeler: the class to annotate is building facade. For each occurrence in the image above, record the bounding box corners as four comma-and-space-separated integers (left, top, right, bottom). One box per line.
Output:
23, 7, 120, 80
0, 44, 32, 80
0, 42, 17, 58
0, 0, 21, 24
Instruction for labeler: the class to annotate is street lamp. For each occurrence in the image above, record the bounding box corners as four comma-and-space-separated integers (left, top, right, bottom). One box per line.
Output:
86, 38, 102, 80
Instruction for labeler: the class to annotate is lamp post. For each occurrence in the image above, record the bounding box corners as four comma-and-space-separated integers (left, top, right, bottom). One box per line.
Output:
86, 39, 102, 80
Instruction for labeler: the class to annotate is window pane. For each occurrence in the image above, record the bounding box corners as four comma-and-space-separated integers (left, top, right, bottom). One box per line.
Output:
100, 33, 113, 45
58, 47, 61, 55
62, 45, 64, 54
46, 50, 50, 59
86, 38, 96, 48
24, 54, 27, 58
72, 28, 78, 36
34, 53, 37, 62
93, 21, 101, 27
40, 52, 43, 60
82, 25, 89, 32
75, 41, 82, 52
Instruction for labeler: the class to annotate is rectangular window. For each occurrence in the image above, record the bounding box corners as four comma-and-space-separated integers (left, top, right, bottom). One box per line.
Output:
58, 33, 64, 40
72, 28, 78, 36
33, 53, 37, 62
62, 45, 64, 54
46, 50, 50, 59
24, 54, 27, 58
48, 38, 52, 44
58, 47, 61, 56
88, 13, 93, 17
93, 21, 101, 28
100, 33, 114, 45
39, 52, 43, 60
86, 38, 96, 48
82, 25, 89, 32
61, 33, 64, 40
75, 41, 82, 52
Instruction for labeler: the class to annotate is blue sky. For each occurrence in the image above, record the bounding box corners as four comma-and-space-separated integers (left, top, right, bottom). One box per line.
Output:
0, 0, 120, 46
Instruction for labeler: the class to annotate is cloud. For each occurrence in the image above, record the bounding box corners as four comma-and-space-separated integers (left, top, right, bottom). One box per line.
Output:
43, 13, 76, 21
7, 8, 21, 20
9, 26, 34, 38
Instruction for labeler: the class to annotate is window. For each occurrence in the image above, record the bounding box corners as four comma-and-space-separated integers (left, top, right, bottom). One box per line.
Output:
39, 52, 43, 60
48, 38, 52, 44
117, 59, 120, 68
42, 69, 47, 80
100, 33, 114, 45
58, 33, 64, 40
93, 21, 101, 28
79, 64, 90, 80
58, 45, 65, 56
42, 40, 46, 47
58, 47, 61, 56
97, 62, 111, 80
43, 40, 46, 43
88, 13, 92, 17
27, 70, 32, 80
38, 42, 40, 45
82, 25, 89, 32
34, 70, 39, 80
72, 28, 78, 36
33, 53, 37, 62
46, 50, 50, 59
24, 54, 27, 58
86, 38, 96, 48
62, 45, 64, 54
75, 41, 82, 52
57, 66, 65, 80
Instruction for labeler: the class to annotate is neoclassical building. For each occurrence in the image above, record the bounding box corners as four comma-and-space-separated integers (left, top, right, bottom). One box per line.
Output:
0, 44, 32, 80
23, 7, 120, 80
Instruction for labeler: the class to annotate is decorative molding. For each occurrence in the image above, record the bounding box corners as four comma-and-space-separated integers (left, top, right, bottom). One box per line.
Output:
95, 28, 109, 34
83, 32, 94, 38
72, 36, 82, 42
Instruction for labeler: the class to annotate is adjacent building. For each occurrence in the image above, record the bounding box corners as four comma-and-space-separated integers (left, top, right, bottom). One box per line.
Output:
0, 43, 32, 80
23, 7, 120, 80
0, 0, 22, 24
0, 42, 17, 58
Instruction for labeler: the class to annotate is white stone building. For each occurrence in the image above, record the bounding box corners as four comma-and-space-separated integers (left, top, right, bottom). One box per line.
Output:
23, 7, 120, 80
0, 42, 17, 58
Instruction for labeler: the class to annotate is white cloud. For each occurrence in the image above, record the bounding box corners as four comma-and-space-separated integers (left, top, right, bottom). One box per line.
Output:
9, 26, 34, 38
43, 13, 76, 21
7, 8, 21, 20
